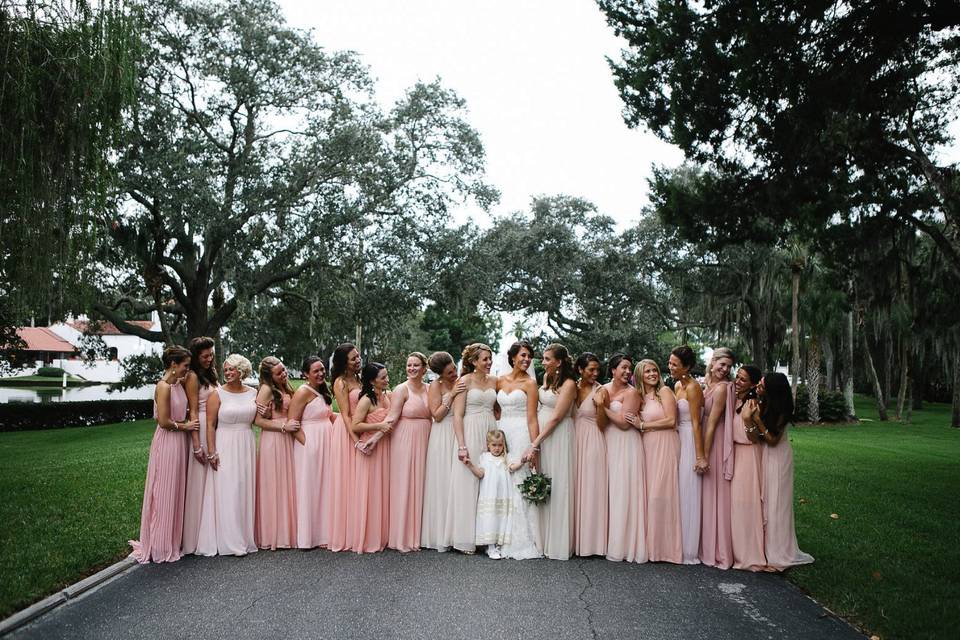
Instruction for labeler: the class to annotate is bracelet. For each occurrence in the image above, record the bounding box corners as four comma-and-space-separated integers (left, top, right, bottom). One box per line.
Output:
458, 446, 468, 451
193, 447, 202, 454
531, 446, 540, 452
281, 421, 287, 433
206, 452, 219, 460
639, 421, 645, 433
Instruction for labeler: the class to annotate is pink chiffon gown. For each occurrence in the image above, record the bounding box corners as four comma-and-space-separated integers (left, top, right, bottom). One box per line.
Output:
388, 384, 431, 552
327, 387, 360, 552
420, 386, 455, 550
294, 389, 333, 549
641, 395, 682, 563
574, 384, 607, 557
255, 394, 297, 550
130, 382, 189, 563
730, 409, 766, 571
196, 386, 258, 556
349, 394, 392, 553
700, 382, 734, 569
676, 398, 702, 564
538, 387, 576, 560
605, 398, 647, 563
762, 426, 814, 570
182, 382, 217, 555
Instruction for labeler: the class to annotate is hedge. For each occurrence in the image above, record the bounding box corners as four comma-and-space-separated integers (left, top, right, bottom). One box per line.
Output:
36, 366, 66, 377
794, 385, 847, 422
0, 400, 153, 432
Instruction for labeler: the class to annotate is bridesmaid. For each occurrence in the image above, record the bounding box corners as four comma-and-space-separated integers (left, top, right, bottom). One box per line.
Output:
287, 355, 335, 549
632, 359, 681, 564
382, 352, 432, 552
729, 365, 767, 571
201, 354, 263, 556
182, 336, 218, 555
573, 352, 609, 558
420, 351, 465, 551
700, 347, 735, 569
327, 343, 362, 552
748, 372, 814, 570
667, 345, 706, 565
444, 343, 497, 554
603, 353, 646, 563
254, 356, 298, 550
130, 345, 198, 563
528, 343, 577, 561
349, 362, 393, 553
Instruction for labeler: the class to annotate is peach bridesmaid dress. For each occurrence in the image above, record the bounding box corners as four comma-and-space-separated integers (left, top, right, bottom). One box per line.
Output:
574, 384, 607, 557
605, 399, 646, 563
762, 426, 814, 570
130, 382, 189, 563
326, 388, 360, 552
294, 389, 333, 549
255, 394, 297, 549
388, 385, 431, 552
700, 382, 734, 569
182, 382, 217, 555
349, 394, 392, 553
641, 396, 682, 563
538, 387, 576, 561
730, 408, 766, 571
676, 398, 702, 564
420, 390, 455, 550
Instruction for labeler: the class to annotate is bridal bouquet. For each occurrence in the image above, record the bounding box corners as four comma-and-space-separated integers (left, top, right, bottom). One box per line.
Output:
519, 472, 551, 504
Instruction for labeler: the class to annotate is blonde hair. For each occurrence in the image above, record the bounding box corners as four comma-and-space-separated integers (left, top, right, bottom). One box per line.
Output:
460, 343, 492, 375
486, 429, 507, 455
635, 359, 664, 401
223, 354, 252, 380
706, 347, 736, 383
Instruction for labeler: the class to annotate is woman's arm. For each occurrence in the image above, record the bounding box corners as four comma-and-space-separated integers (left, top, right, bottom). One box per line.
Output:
686, 380, 707, 472
205, 390, 221, 471
752, 411, 785, 445
453, 376, 470, 461
524, 378, 541, 444
702, 384, 727, 460
603, 385, 635, 431
286, 386, 310, 445
384, 384, 407, 426
184, 373, 203, 458
531, 379, 576, 448
351, 397, 392, 435
252, 386, 292, 433
333, 378, 358, 443
594, 386, 609, 430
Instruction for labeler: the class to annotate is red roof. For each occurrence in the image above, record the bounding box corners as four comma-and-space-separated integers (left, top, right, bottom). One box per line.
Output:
68, 320, 154, 335
16, 328, 76, 353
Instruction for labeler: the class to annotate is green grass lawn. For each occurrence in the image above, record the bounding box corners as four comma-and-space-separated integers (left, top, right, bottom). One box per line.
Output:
789, 396, 959, 639
0, 396, 956, 638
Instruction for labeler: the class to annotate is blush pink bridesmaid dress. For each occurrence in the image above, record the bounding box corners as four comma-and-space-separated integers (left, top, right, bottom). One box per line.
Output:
730, 408, 767, 571
762, 426, 814, 570
349, 394, 392, 553
573, 384, 608, 557
294, 389, 333, 549
676, 398, 702, 564
182, 382, 217, 555
605, 398, 647, 563
388, 384, 431, 552
700, 382, 734, 569
641, 395, 682, 564
326, 388, 360, 552
130, 382, 189, 563
255, 393, 297, 550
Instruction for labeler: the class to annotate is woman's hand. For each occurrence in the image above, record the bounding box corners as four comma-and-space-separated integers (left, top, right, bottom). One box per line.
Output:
742, 399, 758, 423
192, 447, 206, 464
452, 378, 467, 398
694, 457, 710, 474
593, 387, 609, 408
457, 446, 468, 462
255, 401, 272, 418
182, 418, 201, 431
207, 452, 220, 471
624, 412, 639, 427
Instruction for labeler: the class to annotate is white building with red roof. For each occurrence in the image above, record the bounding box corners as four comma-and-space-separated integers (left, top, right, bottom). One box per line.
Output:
40, 314, 164, 382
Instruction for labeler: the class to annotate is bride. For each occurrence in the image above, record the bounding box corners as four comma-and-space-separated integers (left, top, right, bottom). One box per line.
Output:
494, 340, 543, 559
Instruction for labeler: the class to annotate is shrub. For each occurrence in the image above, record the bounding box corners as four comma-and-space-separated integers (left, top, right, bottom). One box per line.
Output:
36, 366, 66, 377
794, 385, 847, 423
0, 400, 153, 432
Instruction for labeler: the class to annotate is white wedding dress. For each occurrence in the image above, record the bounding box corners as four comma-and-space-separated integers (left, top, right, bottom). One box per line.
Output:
495, 388, 543, 559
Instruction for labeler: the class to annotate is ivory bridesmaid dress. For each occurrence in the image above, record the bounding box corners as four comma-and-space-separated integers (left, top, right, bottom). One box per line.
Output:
349, 394, 392, 553
255, 394, 297, 549
676, 398, 702, 564
641, 395, 682, 564
573, 384, 607, 557
294, 388, 333, 549
130, 382, 189, 563
605, 398, 647, 563
538, 386, 576, 561
762, 426, 814, 570
327, 388, 360, 552
730, 408, 766, 571
182, 381, 217, 555
700, 382, 734, 569
420, 386, 455, 551
443, 387, 496, 553
197, 385, 258, 556
388, 384, 432, 552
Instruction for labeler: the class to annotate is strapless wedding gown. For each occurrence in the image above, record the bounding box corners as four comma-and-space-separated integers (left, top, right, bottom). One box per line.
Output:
495, 389, 543, 559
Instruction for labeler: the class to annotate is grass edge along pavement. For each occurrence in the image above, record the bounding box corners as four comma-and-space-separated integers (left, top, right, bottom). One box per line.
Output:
1, 397, 957, 639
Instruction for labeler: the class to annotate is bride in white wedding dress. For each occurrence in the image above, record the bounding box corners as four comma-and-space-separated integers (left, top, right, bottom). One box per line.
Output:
494, 340, 543, 559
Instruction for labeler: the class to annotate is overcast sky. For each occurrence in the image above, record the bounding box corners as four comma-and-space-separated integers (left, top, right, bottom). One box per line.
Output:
277, 0, 685, 229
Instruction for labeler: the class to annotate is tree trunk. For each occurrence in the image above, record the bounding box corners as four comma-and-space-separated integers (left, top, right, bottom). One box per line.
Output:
883, 325, 893, 407
911, 344, 925, 411
823, 335, 835, 392
862, 326, 888, 421
790, 266, 801, 399
896, 334, 910, 422
807, 335, 822, 423
843, 308, 857, 420
953, 347, 960, 428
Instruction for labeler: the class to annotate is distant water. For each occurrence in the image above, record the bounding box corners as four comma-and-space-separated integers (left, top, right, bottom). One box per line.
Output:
0, 384, 154, 404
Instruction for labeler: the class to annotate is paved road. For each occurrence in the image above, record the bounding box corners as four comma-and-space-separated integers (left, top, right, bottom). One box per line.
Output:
12, 550, 862, 640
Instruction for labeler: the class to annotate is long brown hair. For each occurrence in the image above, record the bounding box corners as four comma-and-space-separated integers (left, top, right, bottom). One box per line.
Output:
544, 343, 575, 392
258, 356, 294, 410
188, 336, 218, 388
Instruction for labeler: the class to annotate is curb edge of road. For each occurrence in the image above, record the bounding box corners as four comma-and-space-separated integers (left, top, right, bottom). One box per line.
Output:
0, 556, 139, 637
